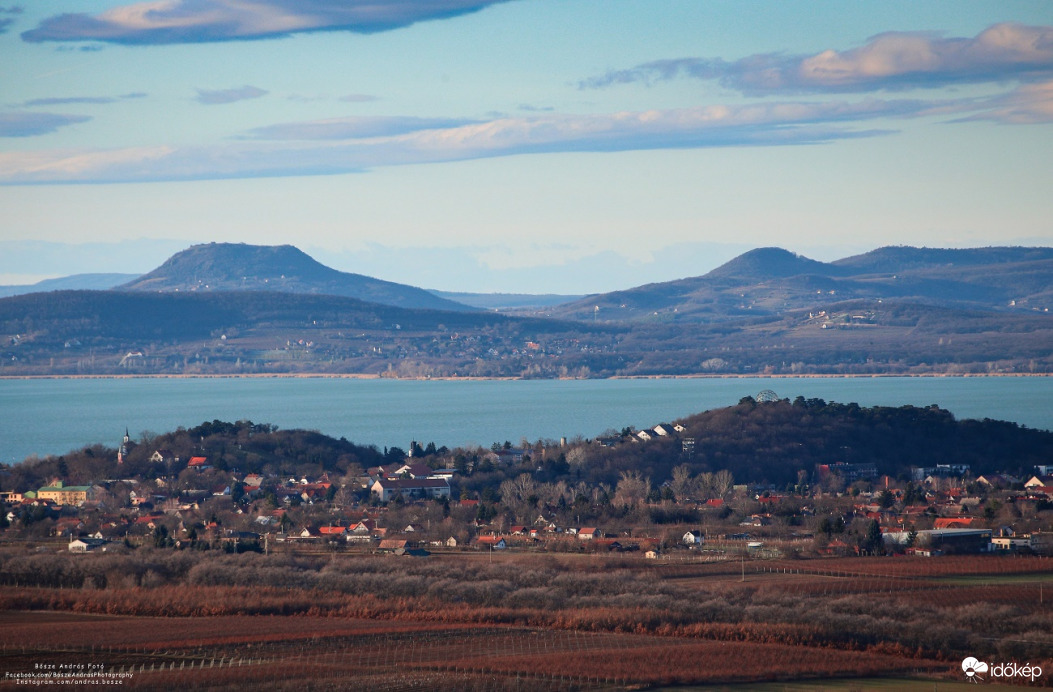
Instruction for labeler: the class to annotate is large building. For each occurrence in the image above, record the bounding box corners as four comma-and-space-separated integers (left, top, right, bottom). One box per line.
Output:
37, 481, 93, 506
370, 478, 451, 502
884, 528, 993, 555
816, 462, 878, 483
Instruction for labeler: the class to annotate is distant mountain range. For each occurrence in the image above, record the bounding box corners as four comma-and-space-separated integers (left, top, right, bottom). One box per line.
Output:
6, 243, 1049, 320
1, 242, 1050, 377
545, 246, 1053, 322
0, 273, 137, 298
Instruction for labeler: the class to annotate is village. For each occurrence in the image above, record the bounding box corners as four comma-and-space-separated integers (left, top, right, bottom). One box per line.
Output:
3, 411, 1053, 689
3, 422, 1052, 562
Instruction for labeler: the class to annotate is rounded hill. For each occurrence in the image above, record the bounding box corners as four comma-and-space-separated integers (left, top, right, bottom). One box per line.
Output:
703, 247, 836, 281
119, 243, 472, 312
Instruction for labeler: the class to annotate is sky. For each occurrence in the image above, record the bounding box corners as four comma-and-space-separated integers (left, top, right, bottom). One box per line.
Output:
1, 1, 1051, 294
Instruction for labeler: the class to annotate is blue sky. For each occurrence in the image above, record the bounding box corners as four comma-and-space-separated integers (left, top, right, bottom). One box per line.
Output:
1, 1, 1051, 293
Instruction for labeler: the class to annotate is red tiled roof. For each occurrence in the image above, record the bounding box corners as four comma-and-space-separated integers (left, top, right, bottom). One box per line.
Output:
934, 517, 975, 529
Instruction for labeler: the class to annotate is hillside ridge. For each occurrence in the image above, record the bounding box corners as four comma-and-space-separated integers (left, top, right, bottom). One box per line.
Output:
543, 245, 1053, 322
120, 242, 473, 312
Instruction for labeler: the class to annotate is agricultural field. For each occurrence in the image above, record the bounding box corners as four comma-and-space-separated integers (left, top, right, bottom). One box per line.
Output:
1, 549, 1051, 690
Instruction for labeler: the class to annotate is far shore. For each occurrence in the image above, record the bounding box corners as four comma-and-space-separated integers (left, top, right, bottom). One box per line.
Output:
0, 371, 1049, 381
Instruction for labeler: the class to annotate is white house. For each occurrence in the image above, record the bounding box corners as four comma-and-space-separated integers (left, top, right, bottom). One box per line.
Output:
476, 536, 507, 550
1024, 475, 1053, 489
68, 538, 106, 552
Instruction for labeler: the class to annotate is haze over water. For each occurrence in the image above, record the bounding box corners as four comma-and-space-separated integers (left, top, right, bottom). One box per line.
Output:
1, 376, 1050, 464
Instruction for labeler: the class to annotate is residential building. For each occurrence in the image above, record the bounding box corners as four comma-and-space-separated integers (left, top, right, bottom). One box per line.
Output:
370, 478, 451, 502
37, 481, 93, 506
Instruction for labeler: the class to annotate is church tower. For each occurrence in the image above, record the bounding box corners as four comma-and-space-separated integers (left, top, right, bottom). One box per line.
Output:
118, 428, 130, 464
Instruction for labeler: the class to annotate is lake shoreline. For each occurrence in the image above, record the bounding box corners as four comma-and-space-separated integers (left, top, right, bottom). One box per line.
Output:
1, 372, 1049, 381
3, 375, 1051, 461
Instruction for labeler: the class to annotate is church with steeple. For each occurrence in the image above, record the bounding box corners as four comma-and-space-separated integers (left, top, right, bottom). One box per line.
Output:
117, 428, 131, 464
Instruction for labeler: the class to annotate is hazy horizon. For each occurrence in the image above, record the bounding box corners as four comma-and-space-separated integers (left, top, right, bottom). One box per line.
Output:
5, 240, 1050, 297
3, 2, 1052, 293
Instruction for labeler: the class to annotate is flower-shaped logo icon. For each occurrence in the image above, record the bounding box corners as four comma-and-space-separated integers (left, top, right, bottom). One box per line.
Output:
962, 657, 989, 682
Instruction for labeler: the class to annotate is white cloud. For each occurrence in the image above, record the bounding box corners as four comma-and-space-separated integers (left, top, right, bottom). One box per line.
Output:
960, 80, 1053, 124
0, 97, 926, 183
22, 0, 514, 44
0, 145, 174, 178
583, 23, 1053, 95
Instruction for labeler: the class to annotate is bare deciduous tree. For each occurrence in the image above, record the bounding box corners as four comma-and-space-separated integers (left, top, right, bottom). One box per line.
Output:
614, 470, 650, 508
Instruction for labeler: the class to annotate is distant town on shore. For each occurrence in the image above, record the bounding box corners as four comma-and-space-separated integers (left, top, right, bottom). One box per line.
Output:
5, 395, 1052, 560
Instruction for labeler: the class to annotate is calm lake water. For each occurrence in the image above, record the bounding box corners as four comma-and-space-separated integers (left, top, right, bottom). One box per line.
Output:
0, 376, 1050, 464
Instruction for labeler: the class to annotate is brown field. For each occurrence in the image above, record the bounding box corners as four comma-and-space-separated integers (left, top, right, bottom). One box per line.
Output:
0, 611, 947, 691
1, 551, 1051, 690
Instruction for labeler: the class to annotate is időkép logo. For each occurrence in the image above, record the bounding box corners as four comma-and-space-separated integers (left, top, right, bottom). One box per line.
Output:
962, 656, 1042, 683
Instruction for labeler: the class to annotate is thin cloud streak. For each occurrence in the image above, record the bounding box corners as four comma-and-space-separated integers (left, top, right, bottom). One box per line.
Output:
21, 0, 515, 45
0, 5, 20, 35
17, 93, 147, 107
0, 112, 91, 137
21, 96, 114, 106
0, 97, 933, 183
195, 85, 268, 105
246, 116, 482, 140
956, 79, 1053, 124
582, 23, 1053, 95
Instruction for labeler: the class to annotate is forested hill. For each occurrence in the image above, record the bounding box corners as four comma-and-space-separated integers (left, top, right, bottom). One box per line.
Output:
548, 397, 1053, 488
666, 397, 1053, 485
6, 399, 1051, 492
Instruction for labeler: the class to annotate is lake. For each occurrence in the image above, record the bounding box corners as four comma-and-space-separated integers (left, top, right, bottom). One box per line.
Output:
0, 376, 1050, 464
